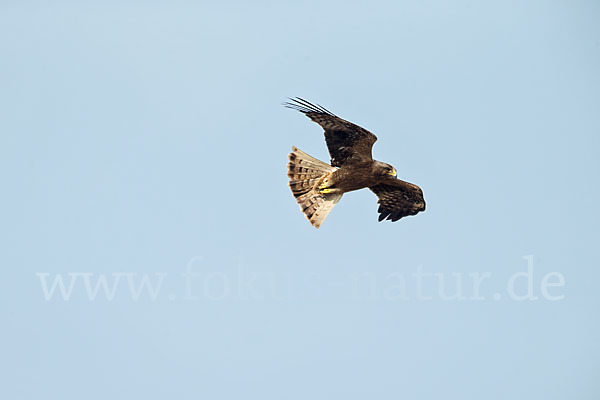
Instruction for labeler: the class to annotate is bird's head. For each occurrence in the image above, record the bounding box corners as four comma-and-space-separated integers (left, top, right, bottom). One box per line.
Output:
374, 161, 397, 178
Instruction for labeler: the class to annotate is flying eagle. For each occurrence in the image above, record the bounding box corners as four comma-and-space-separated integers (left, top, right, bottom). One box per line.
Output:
285, 98, 426, 228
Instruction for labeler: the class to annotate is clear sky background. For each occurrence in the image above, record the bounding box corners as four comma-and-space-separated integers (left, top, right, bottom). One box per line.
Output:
1, 1, 599, 399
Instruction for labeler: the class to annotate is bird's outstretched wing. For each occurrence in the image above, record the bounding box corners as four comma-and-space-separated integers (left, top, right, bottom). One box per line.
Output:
284, 97, 377, 167
369, 179, 426, 222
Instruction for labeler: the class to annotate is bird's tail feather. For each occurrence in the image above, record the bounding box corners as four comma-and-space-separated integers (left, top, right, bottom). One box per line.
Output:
287, 146, 342, 228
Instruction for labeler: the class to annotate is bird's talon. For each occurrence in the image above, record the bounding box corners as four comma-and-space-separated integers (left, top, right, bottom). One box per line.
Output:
317, 179, 328, 190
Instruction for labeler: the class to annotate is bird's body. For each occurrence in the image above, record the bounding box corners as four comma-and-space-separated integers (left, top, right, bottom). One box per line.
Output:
285, 98, 425, 228
325, 162, 391, 193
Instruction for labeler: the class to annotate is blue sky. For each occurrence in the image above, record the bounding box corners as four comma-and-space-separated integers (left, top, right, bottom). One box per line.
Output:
1, 1, 599, 399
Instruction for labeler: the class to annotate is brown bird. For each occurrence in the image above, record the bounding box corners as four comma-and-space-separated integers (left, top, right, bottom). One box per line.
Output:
285, 98, 426, 228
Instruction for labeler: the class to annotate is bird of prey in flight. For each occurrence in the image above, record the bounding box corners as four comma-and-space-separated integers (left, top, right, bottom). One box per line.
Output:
284, 97, 426, 228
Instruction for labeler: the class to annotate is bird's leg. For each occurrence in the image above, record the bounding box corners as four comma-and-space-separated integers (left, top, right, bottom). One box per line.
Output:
317, 176, 341, 194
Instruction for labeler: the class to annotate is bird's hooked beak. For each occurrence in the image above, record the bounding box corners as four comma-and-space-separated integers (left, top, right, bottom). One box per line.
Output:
388, 167, 397, 177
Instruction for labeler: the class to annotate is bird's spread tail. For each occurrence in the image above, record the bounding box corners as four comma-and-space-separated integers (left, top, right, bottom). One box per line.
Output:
287, 146, 342, 228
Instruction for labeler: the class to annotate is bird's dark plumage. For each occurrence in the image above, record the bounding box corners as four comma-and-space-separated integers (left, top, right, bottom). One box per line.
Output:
285, 97, 425, 228
370, 181, 426, 222
284, 97, 377, 167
